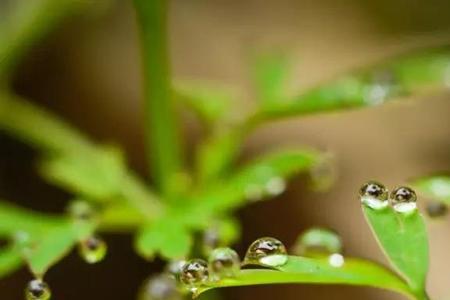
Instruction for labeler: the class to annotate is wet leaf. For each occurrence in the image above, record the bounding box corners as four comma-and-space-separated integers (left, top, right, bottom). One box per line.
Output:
362, 206, 429, 294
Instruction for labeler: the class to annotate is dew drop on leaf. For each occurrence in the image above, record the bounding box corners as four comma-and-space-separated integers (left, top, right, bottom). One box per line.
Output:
78, 236, 107, 264
165, 260, 186, 282
67, 200, 95, 222
359, 181, 389, 210
180, 259, 209, 290
426, 201, 447, 218
208, 247, 240, 280
390, 186, 417, 214
328, 253, 345, 268
265, 177, 286, 196
293, 228, 342, 257
139, 274, 181, 300
25, 279, 51, 300
244, 237, 288, 267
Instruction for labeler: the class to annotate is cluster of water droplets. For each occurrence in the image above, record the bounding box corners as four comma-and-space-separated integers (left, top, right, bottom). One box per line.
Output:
359, 181, 418, 214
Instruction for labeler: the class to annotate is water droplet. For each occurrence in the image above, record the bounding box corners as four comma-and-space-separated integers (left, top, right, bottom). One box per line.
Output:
25, 279, 51, 300
359, 181, 389, 210
364, 70, 397, 105
139, 274, 181, 300
67, 200, 95, 222
180, 259, 209, 289
265, 177, 286, 196
208, 247, 240, 280
165, 260, 186, 282
293, 228, 342, 257
328, 253, 345, 268
78, 236, 107, 264
390, 186, 417, 214
245, 184, 264, 202
244, 237, 288, 267
426, 201, 447, 218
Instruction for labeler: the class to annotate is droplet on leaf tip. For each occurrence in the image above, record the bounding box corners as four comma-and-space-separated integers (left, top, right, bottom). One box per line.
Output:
25, 279, 51, 300
359, 181, 389, 210
390, 186, 417, 214
79, 236, 107, 264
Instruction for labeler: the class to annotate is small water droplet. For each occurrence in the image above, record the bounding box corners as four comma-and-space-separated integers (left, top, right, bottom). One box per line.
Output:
426, 201, 447, 218
328, 253, 345, 268
364, 70, 397, 105
25, 279, 51, 300
79, 236, 107, 264
244, 237, 288, 267
165, 260, 186, 282
67, 200, 95, 222
180, 259, 209, 289
293, 228, 342, 257
139, 274, 181, 300
245, 184, 264, 202
265, 177, 286, 196
390, 186, 417, 214
359, 181, 389, 210
208, 247, 240, 280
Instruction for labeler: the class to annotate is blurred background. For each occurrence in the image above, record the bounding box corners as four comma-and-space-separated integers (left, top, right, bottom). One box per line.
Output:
1, 0, 450, 299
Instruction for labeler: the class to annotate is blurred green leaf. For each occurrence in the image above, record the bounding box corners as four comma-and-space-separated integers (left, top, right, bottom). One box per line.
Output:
362, 206, 429, 293
39, 146, 126, 201
185, 149, 323, 226
174, 80, 234, 125
0, 245, 23, 278
252, 52, 291, 107
135, 219, 192, 260
254, 48, 450, 120
198, 256, 414, 299
196, 131, 242, 183
411, 175, 450, 205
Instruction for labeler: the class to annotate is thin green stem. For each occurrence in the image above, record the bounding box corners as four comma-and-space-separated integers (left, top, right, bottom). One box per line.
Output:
133, 0, 183, 196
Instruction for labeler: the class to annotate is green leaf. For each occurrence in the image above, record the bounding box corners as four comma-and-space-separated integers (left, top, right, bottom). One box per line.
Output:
39, 146, 126, 201
362, 206, 429, 293
185, 149, 323, 226
21, 220, 95, 276
0, 245, 23, 278
198, 256, 415, 299
252, 52, 291, 107
135, 219, 192, 260
411, 175, 450, 205
174, 80, 234, 125
255, 48, 450, 120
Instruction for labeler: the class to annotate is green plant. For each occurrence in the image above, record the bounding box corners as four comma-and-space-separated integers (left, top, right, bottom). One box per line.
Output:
0, 1, 449, 299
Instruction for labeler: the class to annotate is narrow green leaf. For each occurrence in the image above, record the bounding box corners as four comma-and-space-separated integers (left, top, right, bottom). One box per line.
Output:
0, 245, 23, 278
198, 256, 414, 299
185, 149, 323, 227
174, 80, 234, 125
252, 52, 291, 107
411, 175, 450, 205
362, 206, 429, 293
135, 219, 192, 260
254, 48, 450, 120
39, 146, 126, 201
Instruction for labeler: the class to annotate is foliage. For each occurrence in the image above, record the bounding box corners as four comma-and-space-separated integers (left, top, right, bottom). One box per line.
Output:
0, 0, 448, 299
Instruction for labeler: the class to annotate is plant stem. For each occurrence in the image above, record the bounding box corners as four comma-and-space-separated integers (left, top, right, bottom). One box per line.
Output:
133, 0, 183, 196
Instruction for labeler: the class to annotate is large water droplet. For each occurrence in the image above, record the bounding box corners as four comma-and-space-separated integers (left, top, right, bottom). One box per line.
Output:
244, 237, 288, 267
78, 236, 107, 264
293, 228, 342, 257
25, 279, 51, 300
426, 201, 448, 218
359, 181, 389, 210
390, 186, 417, 214
265, 177, 286, 196
208, 247, 240, 280
180, 259, 209, 290
328, 253, 345, 268
139, 274, 181, 300
165, 260, 186, 282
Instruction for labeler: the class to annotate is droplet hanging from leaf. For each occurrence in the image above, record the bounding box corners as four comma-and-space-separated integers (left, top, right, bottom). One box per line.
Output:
78, 236, 107, 264
25, 279, 51, 300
